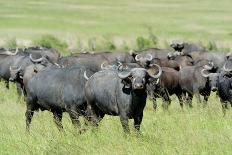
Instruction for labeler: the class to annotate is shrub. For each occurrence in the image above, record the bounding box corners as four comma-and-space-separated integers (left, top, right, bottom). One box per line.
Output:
136, 36, 152, 50
122, 41, 130, 50
33, 34, 68, 53
105, 41, 116, 50
207, 41, 218, 51
147, 27, 158, 46
101, 36, 116, 51
88, 38, 96, 51
5, 37, 17, 48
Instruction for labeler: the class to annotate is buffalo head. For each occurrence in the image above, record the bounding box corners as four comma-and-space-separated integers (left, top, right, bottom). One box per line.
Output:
135, 54, 153, 68
9, 66, 22, 82
117, 64, 162, 90
170, 40, 184, 52
223, 53, 232, 72
201, 64, 219, 92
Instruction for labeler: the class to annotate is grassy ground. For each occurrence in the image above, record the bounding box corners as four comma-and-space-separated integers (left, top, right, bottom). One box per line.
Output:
1, 82, 232, 154
1, 0, 232, 154
0, 0, 232, 49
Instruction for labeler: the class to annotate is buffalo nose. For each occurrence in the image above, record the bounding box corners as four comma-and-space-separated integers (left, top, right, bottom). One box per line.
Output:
134, 83, 144, 89
211, 87, 217, 92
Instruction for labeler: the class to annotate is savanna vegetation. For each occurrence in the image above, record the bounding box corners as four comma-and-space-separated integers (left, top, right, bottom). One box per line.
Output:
0, 0, 232, 154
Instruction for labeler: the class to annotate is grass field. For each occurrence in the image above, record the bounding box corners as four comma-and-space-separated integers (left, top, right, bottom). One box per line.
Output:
1, 0, 232, 154
0, 0, 232, 49
1, 82, 232, 154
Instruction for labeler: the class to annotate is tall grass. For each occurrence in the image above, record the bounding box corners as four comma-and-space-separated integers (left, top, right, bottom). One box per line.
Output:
33, 34, 68, 53
1, 82, 232, 154
0, 0, 232, 48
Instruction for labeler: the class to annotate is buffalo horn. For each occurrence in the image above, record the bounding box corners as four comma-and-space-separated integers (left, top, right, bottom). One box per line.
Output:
2, 48, 18, 56
146, 54, 153, 61
201, 69, 210, 77
201, 68, 218, 78
30, 54, 43, 63
101, 62, 110, 70
118, 70, 131, 79
135, 54, 142, 61
223, 64, 232, 72
84, 71, 89, 80
147, 64, 162, 79
9, 66, 21, 72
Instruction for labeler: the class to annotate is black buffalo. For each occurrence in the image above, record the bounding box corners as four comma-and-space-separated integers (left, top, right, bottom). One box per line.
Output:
147, 66, 183, 110
59, 51, 135, 72
170, 41, 206, 54
213, 55, 232, 115
25, 64, 94, 131
179, 60, 218, 107
85, 65, 162, 132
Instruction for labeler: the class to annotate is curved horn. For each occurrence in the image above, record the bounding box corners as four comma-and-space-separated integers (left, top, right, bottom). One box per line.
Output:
201, 68, 218, 78
135, 54, 142, 61
146, 54, 153, 61
30, 54, 43, 63
84, 71, 89, 80
201, 68, 210, 78
1, 48, 18, 56
147, 64, 162, 79
223, 63, 232, 72
101, 62, 110, 70
118, 70, 131, 79
10, 66, 21, 72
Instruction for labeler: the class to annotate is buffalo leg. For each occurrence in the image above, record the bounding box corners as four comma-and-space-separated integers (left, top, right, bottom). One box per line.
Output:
68, 110, 80, 128
4, 80, 9, 89
177, 94, 183, 109
161, 89, 171, 110
195, 93, 202, 104
134, 114, 143, 132
221, 101, 228, 116
120, 114, 129, 133
25, 110, 34, 132
53, 111, 63, 131
86, 103, 100, 126
152, 97, 157, 110
186, 93, 193, 108
16, 83, 23, 99
203, 95, 209, 107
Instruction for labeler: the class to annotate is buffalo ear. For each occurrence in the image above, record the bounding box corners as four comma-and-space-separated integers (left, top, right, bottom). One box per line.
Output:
121, 78, 132, 88
118, 70, 132, 88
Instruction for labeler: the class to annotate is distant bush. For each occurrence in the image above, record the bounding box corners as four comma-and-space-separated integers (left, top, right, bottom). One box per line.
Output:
147, 27, 158, 46
136, 36, 152, 50
88, 38, 96, 51
33, 34, 68, 53
207, 41, 218, 51
5, 37, 17, 48
122, 41, 130, 50
100, 36, 117, 51
105, 41, 116, 50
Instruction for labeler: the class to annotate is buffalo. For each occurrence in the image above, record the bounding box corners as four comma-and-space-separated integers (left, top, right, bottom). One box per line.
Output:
179, 60, 218, 107
147, 66, 183, 110
25, 64, 94, 131
85, 65, 162, 132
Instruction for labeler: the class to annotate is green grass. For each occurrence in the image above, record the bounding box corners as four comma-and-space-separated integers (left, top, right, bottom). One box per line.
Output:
0, 0, 232, 49
1, 0, 232, 154
1, 82, 232, 154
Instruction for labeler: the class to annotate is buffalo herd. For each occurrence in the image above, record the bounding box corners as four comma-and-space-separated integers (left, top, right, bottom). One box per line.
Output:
0, 42, 232, 133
